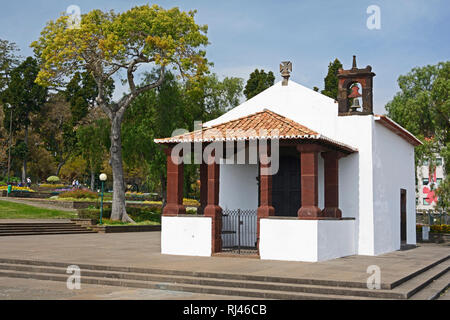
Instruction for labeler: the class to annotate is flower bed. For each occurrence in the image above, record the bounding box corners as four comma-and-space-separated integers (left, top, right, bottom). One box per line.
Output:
59, 189, 98, 199
0, 186, 35, 193
416, 224, 450, 233
416, 224, 450, 244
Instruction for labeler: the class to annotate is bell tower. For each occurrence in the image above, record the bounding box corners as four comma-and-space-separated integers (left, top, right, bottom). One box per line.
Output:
337, 56, 376, 116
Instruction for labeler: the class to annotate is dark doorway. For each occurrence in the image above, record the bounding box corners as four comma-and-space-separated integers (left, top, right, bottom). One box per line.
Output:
400, 189, 407, 242
272, 151, 301, 217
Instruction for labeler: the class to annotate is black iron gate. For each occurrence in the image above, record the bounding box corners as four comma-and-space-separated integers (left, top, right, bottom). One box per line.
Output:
221, 209, 257, 255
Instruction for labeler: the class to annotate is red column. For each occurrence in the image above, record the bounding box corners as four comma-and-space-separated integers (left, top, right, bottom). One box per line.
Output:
198, 163, 208, 215
203, 151, 222, 254
322, 151, 343, 218
257, 149, 275, 249
297, 144, 322, 218
163, 146, 186, 216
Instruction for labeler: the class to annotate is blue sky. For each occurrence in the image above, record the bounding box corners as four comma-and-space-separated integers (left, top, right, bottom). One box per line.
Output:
0, 0, 449, 114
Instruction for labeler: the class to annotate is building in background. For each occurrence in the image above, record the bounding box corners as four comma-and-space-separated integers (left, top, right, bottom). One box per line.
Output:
416, 155, 446, 211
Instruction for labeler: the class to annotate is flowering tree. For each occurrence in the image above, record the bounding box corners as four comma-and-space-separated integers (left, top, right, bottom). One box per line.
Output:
32, 5, 209, 221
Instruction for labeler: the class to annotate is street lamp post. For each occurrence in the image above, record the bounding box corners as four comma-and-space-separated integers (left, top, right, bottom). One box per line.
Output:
6, 104, 13, 196
99, 173, 107, 225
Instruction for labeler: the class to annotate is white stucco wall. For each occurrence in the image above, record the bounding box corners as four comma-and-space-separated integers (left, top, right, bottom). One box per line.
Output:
219, 164, 259, 211
336, 115, 376, 256
259, 218, 356, 262
161, 216, 212, 257
372, 122, 417, 254
317, 219, 356, 261
259, 219, 318, 262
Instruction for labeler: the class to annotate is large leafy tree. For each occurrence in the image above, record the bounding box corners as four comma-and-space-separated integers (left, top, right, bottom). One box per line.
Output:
1, 57, 47, 183
386, 61, 450, 210
321, 58, 343, 100
244, 69, 274, 100
0, 39, 21, 92
32, 5, 209, 221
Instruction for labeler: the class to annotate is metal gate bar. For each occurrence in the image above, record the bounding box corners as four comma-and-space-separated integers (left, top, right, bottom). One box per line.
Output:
221, 209, 257, 255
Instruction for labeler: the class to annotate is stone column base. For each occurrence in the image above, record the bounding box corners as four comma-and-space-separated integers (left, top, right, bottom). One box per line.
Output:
298, 206, 322, 218
322, 207, 342, 218
163, 204, 186, 216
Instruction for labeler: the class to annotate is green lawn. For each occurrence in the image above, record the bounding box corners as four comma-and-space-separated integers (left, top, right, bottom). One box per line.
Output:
0, 200, 77, 219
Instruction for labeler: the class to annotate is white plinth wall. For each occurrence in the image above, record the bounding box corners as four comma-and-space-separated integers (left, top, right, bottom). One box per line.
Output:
161, 216, 212, 257
259, 218, 356, 262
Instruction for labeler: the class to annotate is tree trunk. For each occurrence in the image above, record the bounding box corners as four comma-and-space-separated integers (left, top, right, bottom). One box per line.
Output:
90, 168, 95, 191
55, 161, 65, 177
22, 124, 28, 184
109, 112, 134, 223
160, 175, 167, 209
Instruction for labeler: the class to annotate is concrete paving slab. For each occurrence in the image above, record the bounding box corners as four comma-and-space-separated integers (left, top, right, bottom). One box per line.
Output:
0, 277, 252, 300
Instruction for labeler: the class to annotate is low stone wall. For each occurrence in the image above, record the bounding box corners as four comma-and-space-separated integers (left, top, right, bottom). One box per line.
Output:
71, 218, 97, 227
1, 191, 55, 198
92, 225, 161, 234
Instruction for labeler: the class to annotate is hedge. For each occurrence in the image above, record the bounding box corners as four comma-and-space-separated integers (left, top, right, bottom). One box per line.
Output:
416, 224, 450, 234
78, 206, 161, 224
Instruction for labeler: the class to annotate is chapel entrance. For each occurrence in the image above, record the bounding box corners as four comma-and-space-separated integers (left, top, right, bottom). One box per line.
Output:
272, 153, 301, 217
400, 189, 407, 242
221, 209, 258, 255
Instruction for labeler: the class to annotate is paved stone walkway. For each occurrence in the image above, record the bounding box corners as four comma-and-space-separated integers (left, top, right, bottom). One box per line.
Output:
0, 232, 448, 288
0, 277, 250, 300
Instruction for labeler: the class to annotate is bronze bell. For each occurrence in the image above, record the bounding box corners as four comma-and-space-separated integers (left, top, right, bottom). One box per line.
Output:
350, 98, 361, 112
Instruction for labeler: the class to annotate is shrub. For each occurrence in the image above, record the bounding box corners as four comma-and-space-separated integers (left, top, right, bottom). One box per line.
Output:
39, 183, 66, 189
59, 189, 98, 199
416, 224, 450, 234
430, 225, 450, 234
77, 206, 161, 224
183, 198, 200, 207
186, 208, 197, 215
47, 176, 60, 183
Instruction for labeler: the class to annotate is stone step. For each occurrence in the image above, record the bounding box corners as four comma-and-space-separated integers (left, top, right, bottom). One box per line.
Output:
410, 272, 450, 300
0, 230, 97, 237
0, 269, 385, 300
0, 261, 448, 299
0, 223, 77, 227
0, 257, 375, 289
391, 260, 449, 298
0, 227, 91, 232
0, 262, 401, 299
1, 259, 448, 299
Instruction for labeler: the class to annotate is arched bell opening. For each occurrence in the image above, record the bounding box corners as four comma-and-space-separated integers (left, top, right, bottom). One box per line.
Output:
337, 55, 376, 116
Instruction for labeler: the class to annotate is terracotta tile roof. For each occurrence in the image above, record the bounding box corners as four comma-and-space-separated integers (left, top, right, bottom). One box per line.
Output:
155, 109, 357, 153
374, 115, 423, 147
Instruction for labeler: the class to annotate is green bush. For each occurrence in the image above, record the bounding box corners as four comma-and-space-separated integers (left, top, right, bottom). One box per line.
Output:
416, 224, 449, 234
47, 176, 60, 183
59, 189, 98, 199
430, 225, 450, 234
77, 206, 161, 224
39, 183, 66, 189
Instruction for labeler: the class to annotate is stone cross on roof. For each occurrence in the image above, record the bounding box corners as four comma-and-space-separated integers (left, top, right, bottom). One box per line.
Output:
280, 61, 292, 86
